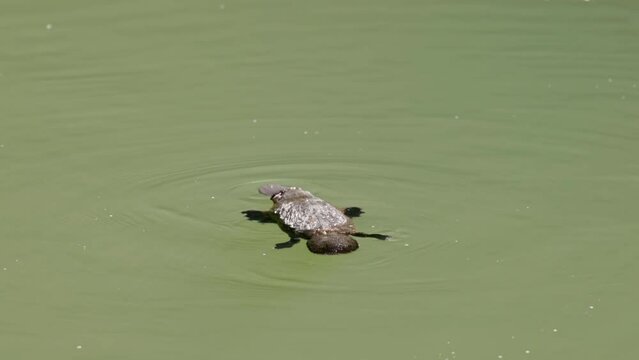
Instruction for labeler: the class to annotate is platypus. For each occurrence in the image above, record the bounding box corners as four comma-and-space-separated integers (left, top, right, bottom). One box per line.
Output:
242, 184, 389, 254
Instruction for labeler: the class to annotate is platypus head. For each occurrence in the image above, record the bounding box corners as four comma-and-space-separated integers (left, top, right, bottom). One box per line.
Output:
258, 184, 313, 204
258, 184, 289, 197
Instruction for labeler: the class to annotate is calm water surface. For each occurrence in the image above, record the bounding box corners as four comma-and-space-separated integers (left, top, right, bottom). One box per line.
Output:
2, 0, 638, 359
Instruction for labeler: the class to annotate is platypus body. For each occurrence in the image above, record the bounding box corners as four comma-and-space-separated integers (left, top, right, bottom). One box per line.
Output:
243, 184, 388, 255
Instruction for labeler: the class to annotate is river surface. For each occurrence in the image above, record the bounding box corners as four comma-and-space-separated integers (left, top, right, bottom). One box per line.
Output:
2, 0, 638, 359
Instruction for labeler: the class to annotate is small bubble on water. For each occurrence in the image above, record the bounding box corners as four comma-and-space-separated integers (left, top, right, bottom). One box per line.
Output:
525, 350, 531, 354
76, 345, 82, 350
454, 115, 459, 120
109, 214, 113, 218
262, 253, 267, 256
498, 355, 503, 359
46, 24, 53, 30
589, 305, 595, 310
303, 130, 308, 135
211, 196, 215, 199
2, 268, 7, 271
404, 243, 409, 247
252, 119, 257, 123
553, 328, 558, 333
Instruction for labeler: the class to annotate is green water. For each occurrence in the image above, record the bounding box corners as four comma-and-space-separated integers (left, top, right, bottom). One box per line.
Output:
2, 0, 638, 359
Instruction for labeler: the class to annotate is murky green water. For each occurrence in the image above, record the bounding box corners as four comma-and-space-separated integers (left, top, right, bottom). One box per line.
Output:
2, 0, 638, 359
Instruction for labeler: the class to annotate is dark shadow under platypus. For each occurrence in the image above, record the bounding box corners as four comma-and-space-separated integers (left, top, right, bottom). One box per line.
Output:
242, 184, 389, 255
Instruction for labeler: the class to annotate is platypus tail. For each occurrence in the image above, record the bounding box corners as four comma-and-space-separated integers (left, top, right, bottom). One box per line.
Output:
307, 233, 359, 255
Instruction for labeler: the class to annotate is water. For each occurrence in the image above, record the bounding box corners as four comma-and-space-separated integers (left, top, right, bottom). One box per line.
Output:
2, 0, 638, 359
